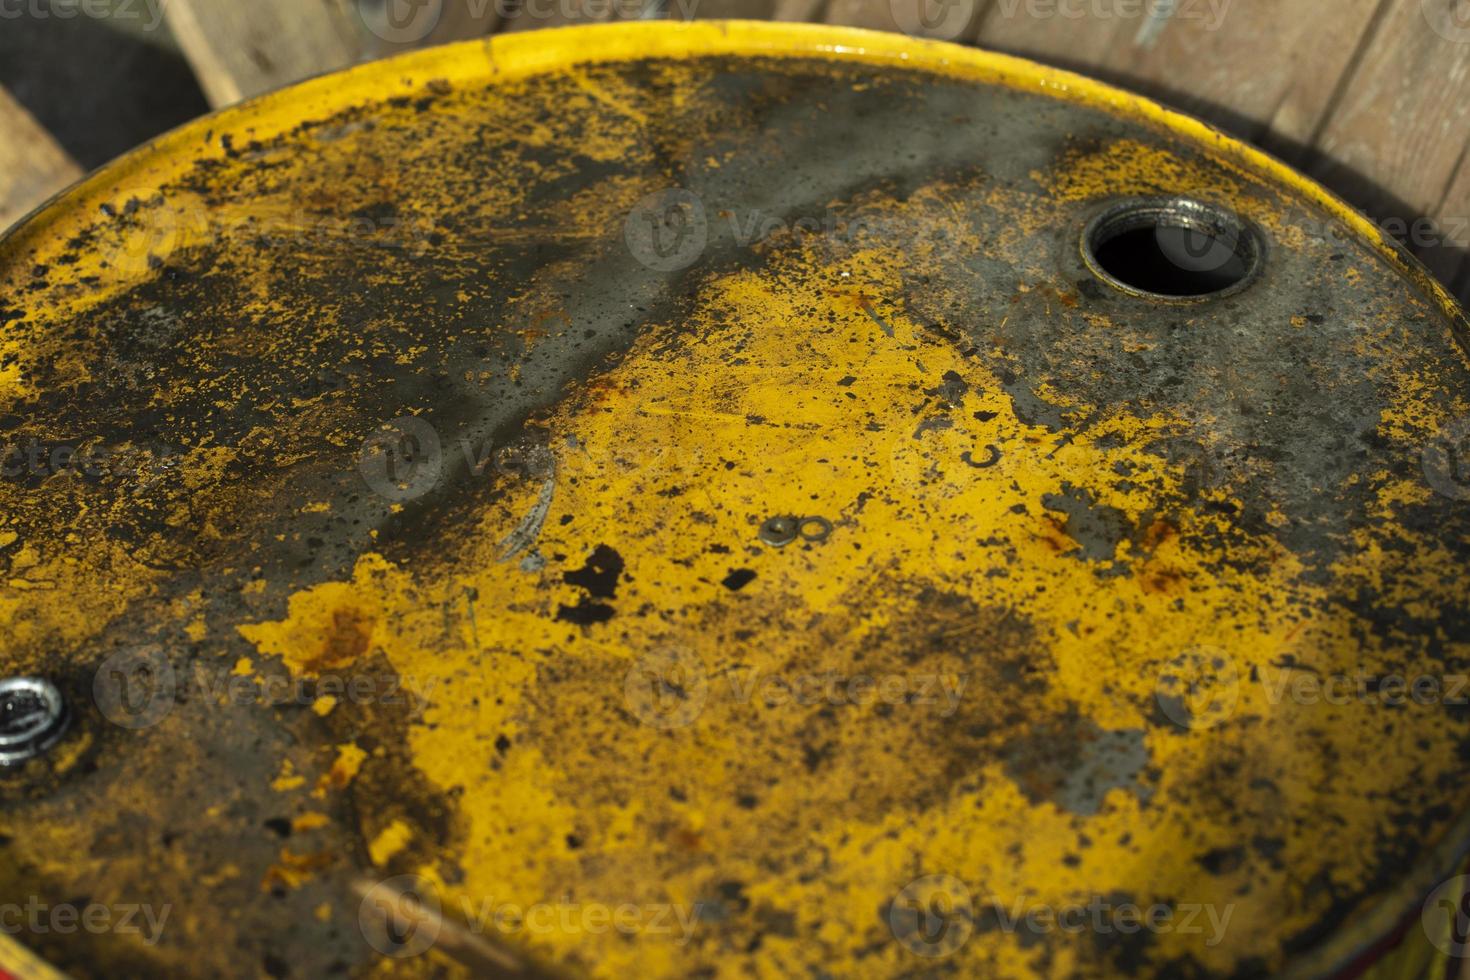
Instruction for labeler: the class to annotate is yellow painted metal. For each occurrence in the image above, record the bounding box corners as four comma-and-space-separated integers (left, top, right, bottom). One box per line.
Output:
0, 20, 1468, 980
0, 933, 71, 980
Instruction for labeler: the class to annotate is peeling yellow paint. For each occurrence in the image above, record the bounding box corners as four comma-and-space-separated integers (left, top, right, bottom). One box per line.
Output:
368, 820, 415, 867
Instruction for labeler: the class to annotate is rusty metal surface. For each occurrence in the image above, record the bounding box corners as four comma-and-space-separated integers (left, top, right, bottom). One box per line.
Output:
0, 21, 1468, 980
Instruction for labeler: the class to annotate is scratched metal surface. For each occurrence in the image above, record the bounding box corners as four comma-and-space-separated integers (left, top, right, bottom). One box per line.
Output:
0, 22, 1468, 980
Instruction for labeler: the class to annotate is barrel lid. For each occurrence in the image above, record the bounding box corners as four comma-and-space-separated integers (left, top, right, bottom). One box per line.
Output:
1, 21, 1468, 979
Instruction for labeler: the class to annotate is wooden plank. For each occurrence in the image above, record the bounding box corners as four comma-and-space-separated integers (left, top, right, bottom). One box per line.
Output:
1256, 0, 1388, 152
1095, 0, 1382, 150
1308, 0, 1470, 220
499, 0, 661, 33
1424, 150, 1470, 308
163, 0, 362, 108
771, 0, 827, 20
971, 0, 1130, 66
356, 0, 503, 59
962, 0, 1381, 157
1298, 0, 1470, 309
0, 86, 84, 233
423, 0, 504, 41
687, 0, 802, 19
821, 0, 897, 32
823, 0, 981, 40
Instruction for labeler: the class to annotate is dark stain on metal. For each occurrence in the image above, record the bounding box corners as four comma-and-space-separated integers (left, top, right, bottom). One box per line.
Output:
1041, 483, 1130, 564
926, 369, 971, 405
1001, 711, 1153, 816
555, 598, 616, 625
563, 544, 625, 600
721, 568, 757, 591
